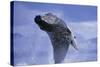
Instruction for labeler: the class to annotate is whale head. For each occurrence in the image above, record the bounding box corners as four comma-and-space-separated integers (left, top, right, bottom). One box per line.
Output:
34, 13, 66, 32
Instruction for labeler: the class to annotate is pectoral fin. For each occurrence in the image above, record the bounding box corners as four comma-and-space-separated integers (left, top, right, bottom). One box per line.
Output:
71, 39, 78, 51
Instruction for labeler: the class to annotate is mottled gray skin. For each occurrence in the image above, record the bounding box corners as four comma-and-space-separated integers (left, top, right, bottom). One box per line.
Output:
34, 13, 77, 63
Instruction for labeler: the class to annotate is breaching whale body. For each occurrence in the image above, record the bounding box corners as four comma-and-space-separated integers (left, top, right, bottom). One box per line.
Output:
34, 13, 78, 64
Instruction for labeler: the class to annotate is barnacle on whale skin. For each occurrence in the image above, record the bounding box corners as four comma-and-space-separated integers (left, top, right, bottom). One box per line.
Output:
34, 13, 78, 63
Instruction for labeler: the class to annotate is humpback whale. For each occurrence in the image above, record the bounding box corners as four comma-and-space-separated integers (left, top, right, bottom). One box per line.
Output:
34, 13, 78, 64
